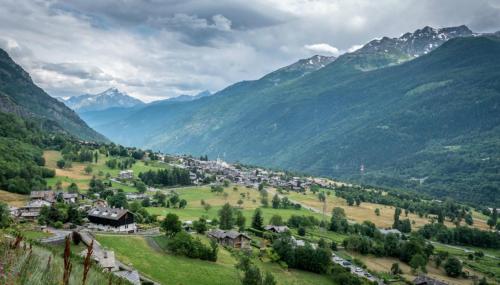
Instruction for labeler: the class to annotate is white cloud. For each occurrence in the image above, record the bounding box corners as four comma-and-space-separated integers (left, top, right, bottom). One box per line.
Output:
0, 0, 499, 102
304, 43, 341, 56
212, 14, 232, 31
348, 44, 363, 53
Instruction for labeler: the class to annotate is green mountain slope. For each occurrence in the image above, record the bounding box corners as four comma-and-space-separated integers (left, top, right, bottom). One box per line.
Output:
95, 35, 500, 206
0, 48, 107, 142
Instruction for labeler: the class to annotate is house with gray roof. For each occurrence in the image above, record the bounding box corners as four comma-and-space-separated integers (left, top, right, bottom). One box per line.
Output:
264, 225, 290, 233
87, 207, 136, 233
207, 229, 251, 248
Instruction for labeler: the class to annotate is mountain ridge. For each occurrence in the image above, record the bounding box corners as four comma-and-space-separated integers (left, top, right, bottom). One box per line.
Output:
90, 32, 500, 205
0, 48, 107, 142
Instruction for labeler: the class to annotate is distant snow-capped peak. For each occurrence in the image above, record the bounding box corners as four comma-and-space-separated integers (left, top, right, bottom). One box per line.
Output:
64, 87, 144, 112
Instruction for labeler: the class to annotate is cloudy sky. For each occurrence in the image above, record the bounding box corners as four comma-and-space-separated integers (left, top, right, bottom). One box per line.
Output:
1, 0, 499, 102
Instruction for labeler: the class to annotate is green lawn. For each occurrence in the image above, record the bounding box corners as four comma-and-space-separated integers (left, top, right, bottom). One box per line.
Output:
96, 235, 335, 285
432, 243, 500, 282
44, 151, 171, 193
146, 185, 326, 226
110, 181, 139, 193
91, 154, 170, 178
97, 234, 241, 285
21, 230, 53, 240
295, 227, 348, 244
147, 205, 324, 225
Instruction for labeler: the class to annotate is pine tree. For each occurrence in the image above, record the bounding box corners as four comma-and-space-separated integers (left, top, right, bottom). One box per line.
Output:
218, 203, 235, 230
251, 208, 264, 230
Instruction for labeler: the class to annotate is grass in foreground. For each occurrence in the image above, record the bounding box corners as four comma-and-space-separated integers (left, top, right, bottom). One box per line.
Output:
97, 234, 335, 285
0, 234, 126, 284
97, 234, 239, 285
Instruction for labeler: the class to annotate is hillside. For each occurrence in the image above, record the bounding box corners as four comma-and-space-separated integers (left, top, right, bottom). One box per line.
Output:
92, 32, 500, 206
0, 48, 106, 142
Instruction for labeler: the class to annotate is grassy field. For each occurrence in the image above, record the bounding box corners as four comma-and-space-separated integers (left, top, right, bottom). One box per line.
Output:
43, 150, 169, 193
275, 188, 491, 231
0, 189, 29, 206
97, 234, 240, 285
21, 230, 53, 240
345, 249, 497, 285
96, 234, 334, 285
432, 243, 500, 283
145, 185, 326, 225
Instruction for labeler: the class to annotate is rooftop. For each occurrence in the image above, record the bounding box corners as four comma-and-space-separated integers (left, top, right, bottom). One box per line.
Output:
88, 207, 129, 220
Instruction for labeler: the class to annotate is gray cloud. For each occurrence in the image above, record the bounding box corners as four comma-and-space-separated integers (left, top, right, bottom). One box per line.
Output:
0, 0, 499, 102
40, 62, 114, 81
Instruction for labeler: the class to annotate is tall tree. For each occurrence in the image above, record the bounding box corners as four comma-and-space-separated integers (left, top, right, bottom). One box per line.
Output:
393, 207, 402, 229
218, 203, 235, 230
236, 211, 246, 231
252, 208, 264, 230
272, 194, 281, 209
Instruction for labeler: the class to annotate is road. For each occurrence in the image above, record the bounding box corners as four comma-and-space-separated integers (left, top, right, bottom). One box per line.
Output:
430, 241, 499, 259
39, 228, 72, 244
331, 253, 384, 284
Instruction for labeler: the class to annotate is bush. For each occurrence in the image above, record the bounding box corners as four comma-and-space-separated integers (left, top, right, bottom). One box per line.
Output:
166, 231, 217, 261
53, 221, 63, 229
444, 257, 462, 277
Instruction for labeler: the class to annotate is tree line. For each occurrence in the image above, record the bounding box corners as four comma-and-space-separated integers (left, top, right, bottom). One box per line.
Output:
139, 168, 191, 187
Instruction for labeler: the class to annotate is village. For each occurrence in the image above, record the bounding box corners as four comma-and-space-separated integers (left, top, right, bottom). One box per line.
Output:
4, 152, 355, 285
5, 148, 488, 285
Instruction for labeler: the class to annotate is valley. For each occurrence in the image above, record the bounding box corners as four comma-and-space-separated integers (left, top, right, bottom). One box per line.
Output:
0, 8, 499, 285
3, 144, 497, 284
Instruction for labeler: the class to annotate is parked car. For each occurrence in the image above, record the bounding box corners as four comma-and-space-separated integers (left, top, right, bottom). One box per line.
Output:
342, 261, 352, 266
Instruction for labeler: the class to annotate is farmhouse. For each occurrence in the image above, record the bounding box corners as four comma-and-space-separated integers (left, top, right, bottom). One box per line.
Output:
60, 193, 79, 204
207, 229, 251, 248
30, 190, 56, 203
119, 170, 134, 180
87, 207, 136, 233
17, 199, 52, 220
264, 225, 290, 233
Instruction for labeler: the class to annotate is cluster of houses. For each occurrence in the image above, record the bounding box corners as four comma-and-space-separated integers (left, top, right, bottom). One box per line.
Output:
8, 190, 137, 233
10, 191, 81, 220
172, 156, 333, 191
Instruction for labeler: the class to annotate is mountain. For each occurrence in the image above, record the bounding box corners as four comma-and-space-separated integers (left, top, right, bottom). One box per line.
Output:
90, 27, 499, 206
78, 90, 211, 130
64, 87, 144, 112
261, 55, 336, 84
0, 48, 106, 142
79, 54, 333, 131
333, 25, 473, 72
165, 90, 212, 103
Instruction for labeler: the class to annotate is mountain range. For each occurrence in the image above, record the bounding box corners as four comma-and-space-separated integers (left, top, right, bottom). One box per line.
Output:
0, 48, 106, 142
80, 25, 500, 206
63, 88, 144, 113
